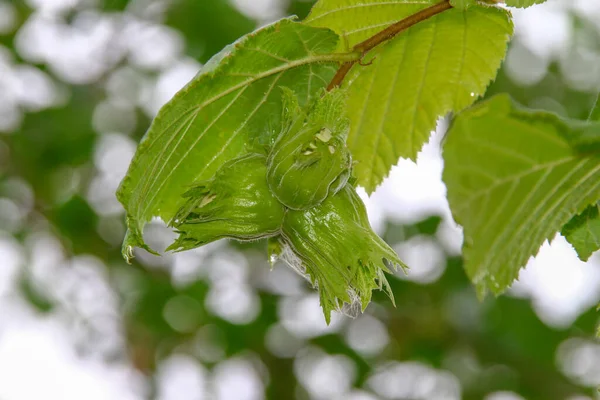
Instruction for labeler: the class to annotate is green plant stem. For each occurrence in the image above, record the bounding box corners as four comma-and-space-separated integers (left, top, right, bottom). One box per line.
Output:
327, 0, 453, 90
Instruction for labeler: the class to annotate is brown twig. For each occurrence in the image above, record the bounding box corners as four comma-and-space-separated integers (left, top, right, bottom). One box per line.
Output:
327, 0, 453, 91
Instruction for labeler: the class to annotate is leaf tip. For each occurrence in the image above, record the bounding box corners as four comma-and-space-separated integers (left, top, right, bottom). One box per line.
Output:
121, 225, 160, 263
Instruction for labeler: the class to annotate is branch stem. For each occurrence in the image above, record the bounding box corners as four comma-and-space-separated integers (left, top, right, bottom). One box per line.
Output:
327, 0, 453, 90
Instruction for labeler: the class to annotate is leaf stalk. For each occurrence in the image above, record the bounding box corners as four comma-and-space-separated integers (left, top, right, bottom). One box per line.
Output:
327, 0, 453, 90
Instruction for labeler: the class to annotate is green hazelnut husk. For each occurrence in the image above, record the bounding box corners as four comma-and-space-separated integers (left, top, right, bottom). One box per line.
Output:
280, 184, 407, 323
266, 88, 352, 210
168, 153, 285, 251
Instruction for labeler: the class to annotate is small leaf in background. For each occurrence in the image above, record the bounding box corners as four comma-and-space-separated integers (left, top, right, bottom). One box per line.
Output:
563, 114, 600, 152
568, 93, 600, 151
443, 94, 600, 296
562, 203, 600, 262
117, 19, 345, 259
307, 1, 513, 192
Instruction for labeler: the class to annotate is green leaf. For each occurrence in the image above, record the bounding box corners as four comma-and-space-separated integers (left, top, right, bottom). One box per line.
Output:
443, 94, 600, 295
116, 19, 351, 261
306, 0, 438, 48
505, 0, 547, 8
450, 0, 476, 10
561, 203, 600, 262
306, 2, 513, 192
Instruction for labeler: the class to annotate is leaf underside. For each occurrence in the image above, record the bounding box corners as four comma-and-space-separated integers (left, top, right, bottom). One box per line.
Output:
116, 19, 342, 258
306, 1, 513, 192
443, 94, 600, 296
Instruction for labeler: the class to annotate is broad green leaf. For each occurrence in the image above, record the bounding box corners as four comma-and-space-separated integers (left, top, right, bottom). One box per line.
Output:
561, 203, 600, 262
306, 2, 513, 192
117, 19, 352, 260
505, 0, 547, 8
443, 95, 600, 295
